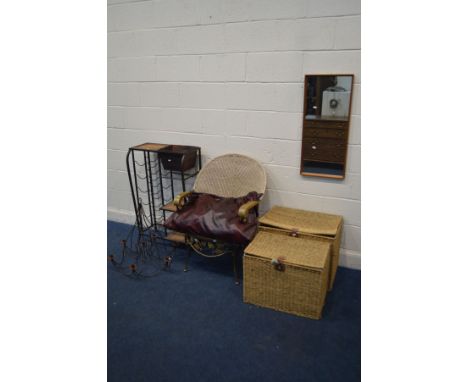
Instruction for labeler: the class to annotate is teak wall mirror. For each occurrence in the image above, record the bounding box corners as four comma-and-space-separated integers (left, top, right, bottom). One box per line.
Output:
301, 74, 354, 179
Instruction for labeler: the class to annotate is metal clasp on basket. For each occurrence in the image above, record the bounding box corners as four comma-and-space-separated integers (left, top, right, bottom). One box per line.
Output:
272, 256, 286, 272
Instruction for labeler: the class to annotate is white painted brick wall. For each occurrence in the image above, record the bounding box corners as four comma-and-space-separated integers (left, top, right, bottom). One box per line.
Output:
200, 54, 246, 82
107, 0, 361, 267
246, 52, 303, 82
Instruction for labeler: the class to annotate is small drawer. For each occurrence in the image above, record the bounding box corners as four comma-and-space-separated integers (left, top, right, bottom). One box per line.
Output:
158, 145, 198, 172
303, 127, 347, 140
305, 120, 347, 129
302, 138, 346, 163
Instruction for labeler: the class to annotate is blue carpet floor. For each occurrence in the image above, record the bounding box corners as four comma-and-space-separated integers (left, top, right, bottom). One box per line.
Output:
108, 221, 361, 382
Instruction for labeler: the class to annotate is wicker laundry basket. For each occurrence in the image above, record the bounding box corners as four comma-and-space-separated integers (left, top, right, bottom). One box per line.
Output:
243, 230, 331, 320
258, 206, 343, 290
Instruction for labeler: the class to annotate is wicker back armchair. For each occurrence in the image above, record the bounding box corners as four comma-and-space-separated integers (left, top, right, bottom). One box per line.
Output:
169, 154, 267, 283
174, 153, 266, 221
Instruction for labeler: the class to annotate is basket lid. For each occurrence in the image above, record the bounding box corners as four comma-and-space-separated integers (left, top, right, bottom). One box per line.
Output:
244, 230, 330, 270
258, 206, 342, 236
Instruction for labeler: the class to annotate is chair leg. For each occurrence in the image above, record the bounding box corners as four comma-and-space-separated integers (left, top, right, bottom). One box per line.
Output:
232, 252, 240, 285
184, 247, 191, 272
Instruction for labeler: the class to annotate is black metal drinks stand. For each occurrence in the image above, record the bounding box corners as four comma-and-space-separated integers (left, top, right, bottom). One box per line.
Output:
108, 142, 201, 277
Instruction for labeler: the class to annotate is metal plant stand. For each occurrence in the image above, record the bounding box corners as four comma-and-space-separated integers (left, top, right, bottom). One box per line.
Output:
108, 142, 201, 277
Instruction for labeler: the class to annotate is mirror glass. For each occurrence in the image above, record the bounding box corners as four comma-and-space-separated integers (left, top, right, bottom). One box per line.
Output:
305, 75, 353, 121
301, 74, 353, 179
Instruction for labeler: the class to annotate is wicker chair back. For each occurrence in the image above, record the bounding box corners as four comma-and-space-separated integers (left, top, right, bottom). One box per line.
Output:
193, 153, 266, 198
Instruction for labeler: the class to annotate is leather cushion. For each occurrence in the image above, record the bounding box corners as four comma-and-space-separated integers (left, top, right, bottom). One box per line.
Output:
164, 192, 261, 245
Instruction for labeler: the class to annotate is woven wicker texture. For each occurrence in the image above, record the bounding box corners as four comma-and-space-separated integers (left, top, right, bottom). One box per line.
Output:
329, 223, 342, 287
193, 154, 266, 198
258, 206, 343, 291
243, 233, 330, 320
259, 205, 342, 236
244, 231, 330, 269
259, 225, 342, 290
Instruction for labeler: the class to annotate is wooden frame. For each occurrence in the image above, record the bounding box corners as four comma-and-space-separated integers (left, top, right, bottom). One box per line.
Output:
300, 74, 354, 179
